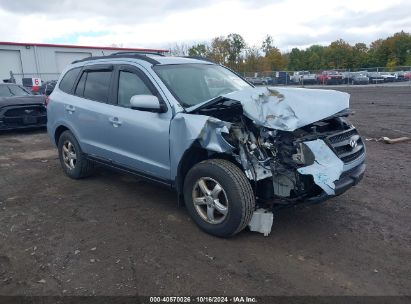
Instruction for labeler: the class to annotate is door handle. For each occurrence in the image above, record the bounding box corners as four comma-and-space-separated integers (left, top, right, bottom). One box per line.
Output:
65, 105, 75, 113
108, 117, 122, 127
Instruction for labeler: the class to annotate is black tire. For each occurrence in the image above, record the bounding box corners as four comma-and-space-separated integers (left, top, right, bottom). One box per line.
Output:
57, 130, 93, 179
183, 159, 255, 237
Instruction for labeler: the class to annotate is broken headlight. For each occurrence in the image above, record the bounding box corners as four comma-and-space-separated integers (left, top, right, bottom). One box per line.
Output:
292, 143, 315, 166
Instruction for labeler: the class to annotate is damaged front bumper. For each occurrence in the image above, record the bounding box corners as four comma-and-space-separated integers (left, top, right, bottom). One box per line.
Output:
305, 162, 366, 204
266, 127, 366, 207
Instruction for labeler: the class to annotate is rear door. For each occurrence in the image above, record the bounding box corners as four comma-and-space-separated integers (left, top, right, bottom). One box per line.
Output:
69, 64, 119, 161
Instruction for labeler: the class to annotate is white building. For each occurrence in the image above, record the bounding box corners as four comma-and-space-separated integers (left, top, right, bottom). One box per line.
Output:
0, 41, 167, 84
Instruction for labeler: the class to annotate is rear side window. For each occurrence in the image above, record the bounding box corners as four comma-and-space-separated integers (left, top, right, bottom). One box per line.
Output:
0, 85, 11, 97
8, 85, 31, 96
59, 67, 81, 93
83, 71, 112, 103
74, 72, 86, 96
118, 71, 151, 107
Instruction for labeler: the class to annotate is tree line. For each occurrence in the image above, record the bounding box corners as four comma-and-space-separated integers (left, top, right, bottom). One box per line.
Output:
169, 31, 411, 73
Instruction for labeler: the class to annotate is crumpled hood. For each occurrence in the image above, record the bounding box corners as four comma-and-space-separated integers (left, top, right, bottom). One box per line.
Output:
188, 86, 350, 131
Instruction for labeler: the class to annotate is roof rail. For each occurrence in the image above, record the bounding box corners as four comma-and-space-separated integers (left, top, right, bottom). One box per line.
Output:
71, 53, 162, 65
111, 51, 166, 57
183, 56, 215, 63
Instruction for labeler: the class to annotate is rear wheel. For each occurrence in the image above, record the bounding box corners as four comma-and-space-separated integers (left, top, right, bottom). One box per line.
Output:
183, 159, 255, 237
58, 130, 93, 179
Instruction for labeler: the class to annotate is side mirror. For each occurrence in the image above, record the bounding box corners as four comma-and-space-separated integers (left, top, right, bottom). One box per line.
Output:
129, 95, 166, 113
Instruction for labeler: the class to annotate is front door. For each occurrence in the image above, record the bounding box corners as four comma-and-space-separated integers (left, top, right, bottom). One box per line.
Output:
105, 64, 172, 181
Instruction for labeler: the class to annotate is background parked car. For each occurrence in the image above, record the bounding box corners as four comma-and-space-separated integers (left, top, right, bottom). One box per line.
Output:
38, 80, 57, 96
380, 72, 396, 82
273, 71, 291, 85
263, 76, 274, 85
316, 71, 344, 85
290, 71, 317, 84
0, 83, 47, 130
246, 77, 267, 85
367, 72, 385, 84
350, 72, 370, 85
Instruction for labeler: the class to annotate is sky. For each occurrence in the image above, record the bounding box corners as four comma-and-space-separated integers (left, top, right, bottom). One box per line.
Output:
0, 0, 410, 52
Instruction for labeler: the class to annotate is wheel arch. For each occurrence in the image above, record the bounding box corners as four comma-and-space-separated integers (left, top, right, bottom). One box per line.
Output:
175, 142, 242, 199
54, 125, 70, 145
53, 122, 82, 148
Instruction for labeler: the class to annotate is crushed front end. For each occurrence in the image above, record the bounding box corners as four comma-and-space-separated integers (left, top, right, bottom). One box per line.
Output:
224, 114, 365, 208
185, 86, 366, 209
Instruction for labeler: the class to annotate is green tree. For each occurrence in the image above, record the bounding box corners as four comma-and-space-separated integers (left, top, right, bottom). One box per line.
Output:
262, 35, 274, 53
227, 33, 247, 69
352, 43, 369, 68
188, 43, 208, 57
288, 48, 304, 70
324, 39, 353, 69
265, 47, 287, 70
208, 36, 230, 65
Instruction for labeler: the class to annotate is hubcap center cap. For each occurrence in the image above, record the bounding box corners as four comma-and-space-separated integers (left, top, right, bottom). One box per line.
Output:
205, 196, 214, 206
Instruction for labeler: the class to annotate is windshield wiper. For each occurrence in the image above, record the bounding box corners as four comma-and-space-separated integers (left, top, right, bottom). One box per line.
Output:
185, 96, 229, 113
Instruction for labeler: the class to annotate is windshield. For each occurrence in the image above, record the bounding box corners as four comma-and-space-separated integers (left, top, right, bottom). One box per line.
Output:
0, 85, 32, 97
154, 64, 251, 107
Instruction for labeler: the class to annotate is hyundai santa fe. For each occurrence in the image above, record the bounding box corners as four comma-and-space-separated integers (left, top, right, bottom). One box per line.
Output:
47, 52, 366, 237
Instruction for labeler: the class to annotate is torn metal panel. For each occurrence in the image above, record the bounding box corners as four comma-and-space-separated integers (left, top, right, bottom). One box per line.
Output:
297, 139, 344, 195
169, 113, 233, 180
188, 87, 350, 131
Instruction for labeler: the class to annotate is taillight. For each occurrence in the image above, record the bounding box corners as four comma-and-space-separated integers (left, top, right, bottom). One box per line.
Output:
44, 96, 50, 107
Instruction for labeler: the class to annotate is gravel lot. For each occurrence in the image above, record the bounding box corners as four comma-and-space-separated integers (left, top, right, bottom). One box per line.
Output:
0, 86, 410, 296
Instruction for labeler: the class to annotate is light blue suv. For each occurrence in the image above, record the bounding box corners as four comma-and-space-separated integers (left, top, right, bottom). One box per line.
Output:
47, 52, 366, 237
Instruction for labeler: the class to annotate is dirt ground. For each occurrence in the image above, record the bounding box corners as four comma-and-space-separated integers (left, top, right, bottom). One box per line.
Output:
0, 86, 410, 296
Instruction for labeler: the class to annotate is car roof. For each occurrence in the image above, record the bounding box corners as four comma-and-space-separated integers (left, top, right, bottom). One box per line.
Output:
73, 53, 214, 67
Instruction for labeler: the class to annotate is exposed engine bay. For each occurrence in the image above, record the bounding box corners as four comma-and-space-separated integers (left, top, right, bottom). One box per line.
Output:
189, 96, 364, 205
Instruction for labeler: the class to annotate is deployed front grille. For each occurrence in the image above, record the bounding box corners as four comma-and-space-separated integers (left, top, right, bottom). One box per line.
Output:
327, 128, 365, 164
1, 105, 47, 128
3, 106, 46, 117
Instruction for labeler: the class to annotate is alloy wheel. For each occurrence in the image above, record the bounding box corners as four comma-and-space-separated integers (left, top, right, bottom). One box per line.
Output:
192, 177, 229, 224
62, 140, 77, 170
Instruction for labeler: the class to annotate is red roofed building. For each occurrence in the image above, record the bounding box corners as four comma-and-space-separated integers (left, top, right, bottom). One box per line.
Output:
0, 41, 168, 84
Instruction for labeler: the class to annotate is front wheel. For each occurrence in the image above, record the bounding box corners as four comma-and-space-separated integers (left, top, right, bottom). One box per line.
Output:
183, 159, 255, 237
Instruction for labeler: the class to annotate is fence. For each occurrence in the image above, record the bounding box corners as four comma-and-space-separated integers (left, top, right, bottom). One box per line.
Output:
6, 71, 61, 86
242, 66, 411, 86
5, 66, 411, 88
